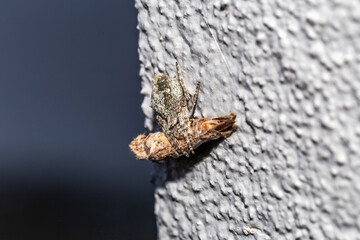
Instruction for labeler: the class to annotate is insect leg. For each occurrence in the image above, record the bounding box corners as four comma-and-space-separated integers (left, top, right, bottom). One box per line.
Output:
177, 110, 195, 156
156, 115, 187, 156
189, 82, 200, 117
176, 62, 191, 102
184, 124, 195, 155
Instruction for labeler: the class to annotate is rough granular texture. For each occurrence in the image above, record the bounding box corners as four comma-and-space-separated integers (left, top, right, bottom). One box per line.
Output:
135, 0, 360, 239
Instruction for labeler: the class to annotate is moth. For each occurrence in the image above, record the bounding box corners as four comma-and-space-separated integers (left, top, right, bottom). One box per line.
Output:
130, 62, 236, 162
129, 113, 237, 162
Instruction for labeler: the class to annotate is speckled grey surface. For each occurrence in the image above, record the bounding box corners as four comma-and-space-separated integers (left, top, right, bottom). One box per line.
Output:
135, 0, 360, 239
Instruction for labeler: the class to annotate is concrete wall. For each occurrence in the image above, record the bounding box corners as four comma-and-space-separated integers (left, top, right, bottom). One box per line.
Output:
135, 0, 360, 239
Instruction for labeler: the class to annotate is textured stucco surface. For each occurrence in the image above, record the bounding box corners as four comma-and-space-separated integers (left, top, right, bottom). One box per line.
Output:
135, 0, 360, 239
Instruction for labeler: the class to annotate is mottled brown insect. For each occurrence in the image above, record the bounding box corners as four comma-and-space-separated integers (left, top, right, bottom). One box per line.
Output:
151, 62, 200, 157
129, 113, 237, 162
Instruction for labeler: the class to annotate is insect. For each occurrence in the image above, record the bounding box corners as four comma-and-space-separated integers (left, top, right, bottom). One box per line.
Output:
129, 113, 237, 162
151, 62, 200, 157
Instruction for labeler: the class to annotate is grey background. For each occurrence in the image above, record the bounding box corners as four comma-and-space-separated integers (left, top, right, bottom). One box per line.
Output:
0, 1, 156, 239
136, 0, 360, 239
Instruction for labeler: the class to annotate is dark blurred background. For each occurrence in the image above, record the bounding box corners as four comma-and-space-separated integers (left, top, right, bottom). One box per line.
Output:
0, 1, 156, 239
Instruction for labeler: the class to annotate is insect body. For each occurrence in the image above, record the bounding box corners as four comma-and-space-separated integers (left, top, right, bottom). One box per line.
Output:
129, 113, 237, 162
151, 62, 200, 157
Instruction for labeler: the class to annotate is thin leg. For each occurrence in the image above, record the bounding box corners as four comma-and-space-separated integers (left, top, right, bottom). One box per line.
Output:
176, 106, 194, 156
176, 62, 190, 102
189, 82, 200, 117
167, 130, 188, 157
156, 115, 186, 156
183, 125, 195, 155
